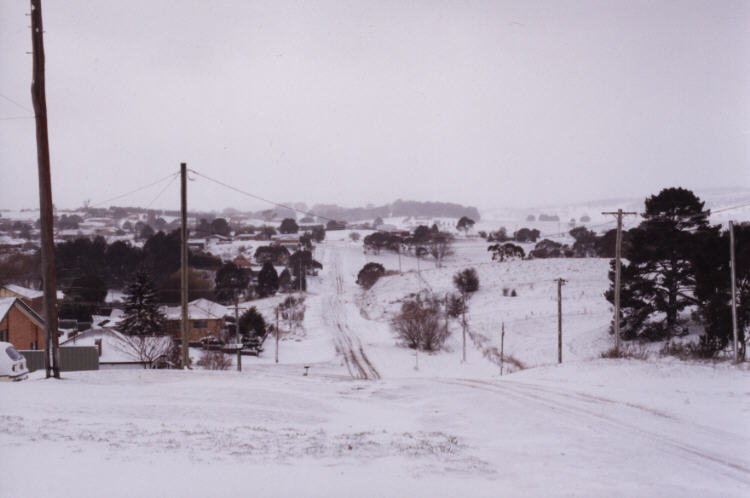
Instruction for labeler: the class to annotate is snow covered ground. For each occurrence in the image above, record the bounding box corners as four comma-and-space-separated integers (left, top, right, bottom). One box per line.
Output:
2, 362, 748, 497
2, 232, 749, 497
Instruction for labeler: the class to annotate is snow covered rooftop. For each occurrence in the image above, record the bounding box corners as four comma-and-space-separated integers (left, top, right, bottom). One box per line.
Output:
0, 297, 16, 322
3, 284, 43, 299
162, 298, 228, 320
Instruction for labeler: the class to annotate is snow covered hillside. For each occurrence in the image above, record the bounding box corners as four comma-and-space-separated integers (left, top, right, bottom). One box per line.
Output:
2, 231, 749, 497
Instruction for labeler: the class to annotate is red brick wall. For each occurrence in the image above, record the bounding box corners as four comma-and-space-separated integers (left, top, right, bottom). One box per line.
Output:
167, 318, 225, 343
0, 305, 43, 350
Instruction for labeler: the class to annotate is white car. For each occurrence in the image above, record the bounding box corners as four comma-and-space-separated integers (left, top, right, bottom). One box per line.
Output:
0, 342, 29, 381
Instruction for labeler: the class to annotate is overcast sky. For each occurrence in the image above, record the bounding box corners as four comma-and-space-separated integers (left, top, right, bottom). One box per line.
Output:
1, 0, 748, 212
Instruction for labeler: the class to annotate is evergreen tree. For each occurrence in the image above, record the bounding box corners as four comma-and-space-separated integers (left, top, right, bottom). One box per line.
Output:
119, 271, 166, 336
257, 262, 279, 297
238, 306, 267, 338
693, 224, 750, 357
278, 268, 293, 293
279, 218, 299, 234
214, 262, 250, 303
608, 188, 711, 340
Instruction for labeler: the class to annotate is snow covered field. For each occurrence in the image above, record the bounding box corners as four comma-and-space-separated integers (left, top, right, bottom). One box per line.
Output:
2, 362, 748, 497
2, 233, 749, 497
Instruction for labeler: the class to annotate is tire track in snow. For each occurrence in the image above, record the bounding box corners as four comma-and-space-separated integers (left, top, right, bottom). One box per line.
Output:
436, 377, 750, 486
321, 245, 380, 380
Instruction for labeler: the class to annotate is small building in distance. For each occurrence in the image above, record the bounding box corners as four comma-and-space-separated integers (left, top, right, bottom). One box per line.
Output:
0, 297, 45, 350
271, 233, 301, 250
232, 254, 253, 269
162, 298, 227, 344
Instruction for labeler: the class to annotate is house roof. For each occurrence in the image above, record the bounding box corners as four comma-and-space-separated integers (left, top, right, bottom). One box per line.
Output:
273, 234, 301, 241
2, 284, 63, 300
162, 298, 227, 321
3, 284, 43, 299
0, 296, 44, 328
0, 297, 15, 322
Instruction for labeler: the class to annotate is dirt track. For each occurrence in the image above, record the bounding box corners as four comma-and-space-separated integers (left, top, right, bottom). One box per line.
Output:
320, 245, 380, 380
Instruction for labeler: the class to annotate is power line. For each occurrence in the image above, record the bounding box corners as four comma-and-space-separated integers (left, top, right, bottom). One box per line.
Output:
188, 168, 341, 223
145, 173, 180, 209
712, 201, 750, 214
89, 171, 180, 208
0, 93, 33, 113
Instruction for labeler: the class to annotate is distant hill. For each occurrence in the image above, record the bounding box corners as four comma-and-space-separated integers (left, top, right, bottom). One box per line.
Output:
309, 200, 481, 223
480, 187, 750, 233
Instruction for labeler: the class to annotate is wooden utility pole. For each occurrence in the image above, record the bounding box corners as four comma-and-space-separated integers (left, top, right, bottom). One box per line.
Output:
275, 306, 280, 364
556, 278, 567, 363
30, 0, 60, 378
729, 221, 739, 362
500, 322, 505, 376
235, 295, 241, 372
461, 292, 467, 363
602, 209, 637, 352
444, 293, 449, 335
180, 163, 189, 368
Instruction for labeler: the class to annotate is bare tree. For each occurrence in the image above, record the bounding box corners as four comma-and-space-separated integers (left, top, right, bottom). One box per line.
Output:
391, 292, 448, 351
113, 332, 175, 368
429, 232, 455, 267
279, 295, 306, 336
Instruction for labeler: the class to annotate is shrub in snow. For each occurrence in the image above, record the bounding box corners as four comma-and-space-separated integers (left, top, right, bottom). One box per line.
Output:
659, 337, 727, 360
357, 262, 386, 289
601, 344, 648, 360
197, 349, 232, 370
278, 295, 305, 336
392, 293, 448, 351
453, 268, 479, 295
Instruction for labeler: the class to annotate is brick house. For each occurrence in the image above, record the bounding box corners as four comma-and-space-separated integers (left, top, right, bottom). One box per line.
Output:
0, 297, 45, 350
162, 298, 227, 344
0, 284, 64, 314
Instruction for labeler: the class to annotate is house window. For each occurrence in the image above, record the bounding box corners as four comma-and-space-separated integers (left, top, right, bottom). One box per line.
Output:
0, 329, 7, 342
193, 320, 208, 329
30, 341, 38, 350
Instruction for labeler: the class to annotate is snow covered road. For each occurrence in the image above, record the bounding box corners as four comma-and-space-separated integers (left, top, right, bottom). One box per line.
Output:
2, 360, 748, 497
317, 243, 380, 379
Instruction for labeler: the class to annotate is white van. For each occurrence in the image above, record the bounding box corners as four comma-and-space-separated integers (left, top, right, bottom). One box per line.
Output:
0, 342, 29, 381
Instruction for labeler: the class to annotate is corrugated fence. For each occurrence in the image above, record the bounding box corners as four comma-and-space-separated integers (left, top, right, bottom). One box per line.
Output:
19, 347, 99, 372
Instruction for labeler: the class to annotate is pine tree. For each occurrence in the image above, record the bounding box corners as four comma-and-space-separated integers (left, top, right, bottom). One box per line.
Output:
608, 188, 711, 340
119, 271, 166, 336
693, 224, 750, 357
257, 262, 279, 297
